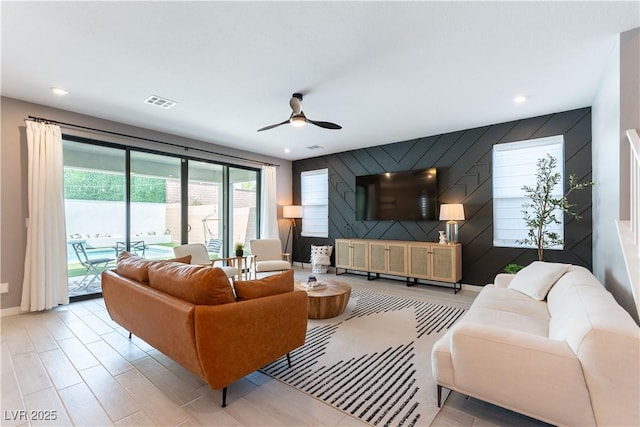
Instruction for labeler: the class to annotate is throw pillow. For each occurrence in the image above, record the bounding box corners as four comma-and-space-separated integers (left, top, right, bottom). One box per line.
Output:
116, 251, 156, 283
508, 261, 571, 300
148, 262, 235, 305
116, 251, 192, 284
234, 269, 294, 301
310, 245, 333, 257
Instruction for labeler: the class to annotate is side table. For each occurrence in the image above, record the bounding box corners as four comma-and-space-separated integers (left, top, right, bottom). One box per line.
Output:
294, 280, 352, 319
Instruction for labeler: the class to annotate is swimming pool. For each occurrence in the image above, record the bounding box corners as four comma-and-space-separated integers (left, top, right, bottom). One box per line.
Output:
67, 243, 174, 263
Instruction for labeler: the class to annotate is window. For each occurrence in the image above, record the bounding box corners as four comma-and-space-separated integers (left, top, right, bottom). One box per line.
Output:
301, 168, 329, 237
493, 135, 564, 248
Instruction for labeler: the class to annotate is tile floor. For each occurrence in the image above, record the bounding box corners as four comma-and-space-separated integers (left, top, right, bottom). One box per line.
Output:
1, 268, 549, 426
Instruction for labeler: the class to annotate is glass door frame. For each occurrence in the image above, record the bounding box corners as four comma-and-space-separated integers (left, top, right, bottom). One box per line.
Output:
182, 158, 261, 257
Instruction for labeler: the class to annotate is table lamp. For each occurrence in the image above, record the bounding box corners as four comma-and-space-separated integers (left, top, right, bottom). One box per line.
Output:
439, 204, 464, 244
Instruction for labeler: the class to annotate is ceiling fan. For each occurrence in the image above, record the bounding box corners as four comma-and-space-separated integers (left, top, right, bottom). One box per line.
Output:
257, 93, 342, 132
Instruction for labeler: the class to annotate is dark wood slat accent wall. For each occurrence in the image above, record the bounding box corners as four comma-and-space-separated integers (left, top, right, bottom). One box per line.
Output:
292, 108, 592, 286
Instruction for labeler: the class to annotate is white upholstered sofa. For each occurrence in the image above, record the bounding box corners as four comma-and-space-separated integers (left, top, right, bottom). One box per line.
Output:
432, 262, 640, 426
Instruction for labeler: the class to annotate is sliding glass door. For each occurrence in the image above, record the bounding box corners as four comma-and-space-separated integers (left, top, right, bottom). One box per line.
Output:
63, 140, 125, 298
187, 161, 224, 257
62, 137, 261, 299
129, 151, 182, 260
229, 167, 259, 255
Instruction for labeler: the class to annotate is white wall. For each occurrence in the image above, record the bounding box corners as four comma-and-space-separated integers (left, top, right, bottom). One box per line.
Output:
620, 28, 640, 218
592, 29, 640, 324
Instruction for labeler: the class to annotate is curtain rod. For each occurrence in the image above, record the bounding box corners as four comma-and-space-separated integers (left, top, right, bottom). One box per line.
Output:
26, 115, 279, 167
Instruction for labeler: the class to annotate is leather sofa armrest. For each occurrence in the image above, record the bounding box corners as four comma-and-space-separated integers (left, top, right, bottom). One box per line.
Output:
449, 323, 595, 426
493, 273, 515, 288
194, 290, 307, 389
102, 270, 204, 377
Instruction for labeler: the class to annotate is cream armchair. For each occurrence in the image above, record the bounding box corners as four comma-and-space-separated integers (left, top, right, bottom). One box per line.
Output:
173, 243, 244, 280
249, 239, 292, 278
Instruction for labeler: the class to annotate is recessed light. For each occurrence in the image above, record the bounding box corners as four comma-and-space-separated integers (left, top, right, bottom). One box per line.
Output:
51, 87, 69, 96
284, 148, 291, 153
514, 95, 528, 104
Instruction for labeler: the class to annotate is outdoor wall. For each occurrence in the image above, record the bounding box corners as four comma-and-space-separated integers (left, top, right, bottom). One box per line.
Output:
66, 200, 169, 239
0, 96, 292, 311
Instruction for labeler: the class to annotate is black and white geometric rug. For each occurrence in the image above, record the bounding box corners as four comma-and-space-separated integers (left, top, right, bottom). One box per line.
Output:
261, 289, 466, 427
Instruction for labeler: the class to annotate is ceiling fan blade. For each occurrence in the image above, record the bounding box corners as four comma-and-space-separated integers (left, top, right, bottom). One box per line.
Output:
257, 119, 290, 132
307, 119, 342, 130
289, 95, 303, 114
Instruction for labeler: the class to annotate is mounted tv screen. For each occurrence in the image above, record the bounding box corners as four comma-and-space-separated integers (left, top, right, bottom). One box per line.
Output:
355, 168, 437, 221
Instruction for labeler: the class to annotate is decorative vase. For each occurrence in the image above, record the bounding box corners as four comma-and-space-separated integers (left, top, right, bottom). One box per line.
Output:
235, 249, 243, 257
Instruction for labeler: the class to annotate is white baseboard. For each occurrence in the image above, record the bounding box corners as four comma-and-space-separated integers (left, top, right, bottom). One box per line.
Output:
1, 306, 22, 317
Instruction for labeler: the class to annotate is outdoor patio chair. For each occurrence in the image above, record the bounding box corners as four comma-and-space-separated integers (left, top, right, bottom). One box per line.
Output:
71, 241, 115, 289
113, 240, 147, 257
207, 238, 223, 257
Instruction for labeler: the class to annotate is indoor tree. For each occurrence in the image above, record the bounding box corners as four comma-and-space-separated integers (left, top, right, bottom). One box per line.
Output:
519, 154, 593, 261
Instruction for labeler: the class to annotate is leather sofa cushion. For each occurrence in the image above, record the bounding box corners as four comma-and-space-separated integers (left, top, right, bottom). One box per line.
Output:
117, 251, 191, 283
148, 262, 235, 305
234, 269, 294, 301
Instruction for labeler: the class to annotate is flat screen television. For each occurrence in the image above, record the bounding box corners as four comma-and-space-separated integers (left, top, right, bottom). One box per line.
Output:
355, 168, 437, 221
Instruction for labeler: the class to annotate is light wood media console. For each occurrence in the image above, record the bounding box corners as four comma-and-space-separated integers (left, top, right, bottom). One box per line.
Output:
334, 239, 462, 293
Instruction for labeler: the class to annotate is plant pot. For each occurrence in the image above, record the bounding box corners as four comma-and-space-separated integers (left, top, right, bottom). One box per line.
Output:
235, 249, 243, 257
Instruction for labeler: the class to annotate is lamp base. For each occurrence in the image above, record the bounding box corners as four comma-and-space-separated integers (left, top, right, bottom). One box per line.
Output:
445, 221, 459, 244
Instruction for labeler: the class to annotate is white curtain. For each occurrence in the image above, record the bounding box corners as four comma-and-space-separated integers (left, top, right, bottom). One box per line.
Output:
260, 165, 279, 239
21, 121, 69, 311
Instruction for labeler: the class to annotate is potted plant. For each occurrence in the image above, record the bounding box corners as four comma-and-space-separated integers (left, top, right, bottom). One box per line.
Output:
234, 242, 244, 257
519, 154, 593, 261
503, 263, 524, 274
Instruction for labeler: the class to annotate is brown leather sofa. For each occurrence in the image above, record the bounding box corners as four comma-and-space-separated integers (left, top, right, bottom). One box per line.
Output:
101, 252, 308, 406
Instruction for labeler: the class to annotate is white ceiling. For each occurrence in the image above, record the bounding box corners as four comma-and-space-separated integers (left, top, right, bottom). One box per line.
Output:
2, 1, 638, 161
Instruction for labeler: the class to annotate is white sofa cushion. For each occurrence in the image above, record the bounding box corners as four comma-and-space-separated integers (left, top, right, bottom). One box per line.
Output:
507, 261, 570, 300
473, 285, 549, 319
460, 286, 550, 337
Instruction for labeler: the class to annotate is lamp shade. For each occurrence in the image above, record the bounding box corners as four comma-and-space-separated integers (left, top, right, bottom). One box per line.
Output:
439, 204, 465, 221
283, 205, 303, 219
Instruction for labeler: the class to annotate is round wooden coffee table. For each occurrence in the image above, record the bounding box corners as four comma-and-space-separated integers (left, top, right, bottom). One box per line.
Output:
294, 280, 352, 319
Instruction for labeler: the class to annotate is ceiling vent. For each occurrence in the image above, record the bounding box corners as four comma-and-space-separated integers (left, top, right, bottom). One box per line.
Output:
144, 95, 177, 109
306, 145, 324, 150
